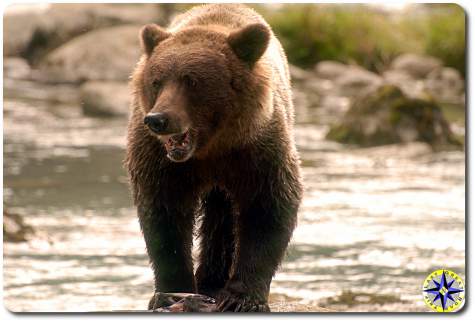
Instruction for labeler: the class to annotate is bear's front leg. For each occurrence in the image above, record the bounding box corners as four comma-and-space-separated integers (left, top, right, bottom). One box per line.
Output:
137, 200, 196, 310
217, 172, 302, 312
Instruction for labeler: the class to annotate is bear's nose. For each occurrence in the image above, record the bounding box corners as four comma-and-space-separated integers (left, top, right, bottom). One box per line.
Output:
144, 112, 169, 134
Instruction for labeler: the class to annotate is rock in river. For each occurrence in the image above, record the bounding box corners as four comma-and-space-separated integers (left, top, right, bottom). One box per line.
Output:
326, 85, 462, 151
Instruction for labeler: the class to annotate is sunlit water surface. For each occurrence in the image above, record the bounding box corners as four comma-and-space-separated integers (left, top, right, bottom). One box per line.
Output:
3, 79, 465, 312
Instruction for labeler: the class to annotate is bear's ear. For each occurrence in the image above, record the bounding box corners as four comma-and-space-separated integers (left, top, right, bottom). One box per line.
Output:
227, 23, 270, 65
140, 24, 170, 56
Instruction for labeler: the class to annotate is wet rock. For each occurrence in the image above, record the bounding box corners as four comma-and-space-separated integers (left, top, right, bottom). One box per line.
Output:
334, 66, 382, 98
80, 81, 130, 117
4, 4, 164, 62
390, 54, 442, 79
425, 67, 465, 104
39, 25, 142, 83
326, 85, 462, 151
3, 210, 34, 243
314, 61, 348, 80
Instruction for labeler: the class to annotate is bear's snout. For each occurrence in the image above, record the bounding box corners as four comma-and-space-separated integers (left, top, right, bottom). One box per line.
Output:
144, 112, 170, 134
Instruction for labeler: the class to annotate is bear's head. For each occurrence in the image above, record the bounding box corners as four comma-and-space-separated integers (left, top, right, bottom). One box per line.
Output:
133, 23, 272, 162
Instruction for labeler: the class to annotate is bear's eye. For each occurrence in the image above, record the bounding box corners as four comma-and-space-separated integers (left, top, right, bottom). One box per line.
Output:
183, 75, 197, 88
152, 79, 163, 91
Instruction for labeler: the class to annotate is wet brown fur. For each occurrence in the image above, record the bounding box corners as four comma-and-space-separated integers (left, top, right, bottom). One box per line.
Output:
125, 4, 303, 312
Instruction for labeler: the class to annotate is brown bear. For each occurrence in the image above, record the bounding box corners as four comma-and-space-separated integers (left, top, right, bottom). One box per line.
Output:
125, 4, 303, 312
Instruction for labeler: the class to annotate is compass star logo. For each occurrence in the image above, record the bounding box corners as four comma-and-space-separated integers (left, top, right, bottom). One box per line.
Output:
422, 269, 465, 312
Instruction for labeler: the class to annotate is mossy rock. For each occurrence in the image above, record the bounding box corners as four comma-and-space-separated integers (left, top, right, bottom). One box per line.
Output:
326, 85, 463, 151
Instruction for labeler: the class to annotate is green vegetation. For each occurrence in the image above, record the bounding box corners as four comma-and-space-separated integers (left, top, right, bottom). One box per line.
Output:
255, 4, 465, 76
424, 5, 466, 76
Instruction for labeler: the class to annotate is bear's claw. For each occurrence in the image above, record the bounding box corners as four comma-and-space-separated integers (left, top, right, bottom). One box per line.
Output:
217, 291, 270, 312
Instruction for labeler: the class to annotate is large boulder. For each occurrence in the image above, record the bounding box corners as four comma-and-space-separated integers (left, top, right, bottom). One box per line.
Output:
80, 81, 131, 117
390, 54, 442, 79
326, 85, 462, 150
4, 3, 164, 62
39, 25, 142, 83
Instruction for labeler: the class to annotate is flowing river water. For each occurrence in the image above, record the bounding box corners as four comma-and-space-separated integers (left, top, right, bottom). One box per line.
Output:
3, 76, 465, 312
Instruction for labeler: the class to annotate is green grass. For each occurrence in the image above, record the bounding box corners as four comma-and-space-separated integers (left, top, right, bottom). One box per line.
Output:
253, 4, 465, 76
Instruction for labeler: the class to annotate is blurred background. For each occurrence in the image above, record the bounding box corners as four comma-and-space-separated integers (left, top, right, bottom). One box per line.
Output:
3, 3, 465, 312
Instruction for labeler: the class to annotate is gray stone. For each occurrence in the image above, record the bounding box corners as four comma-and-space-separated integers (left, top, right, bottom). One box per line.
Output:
40, 25, 142, 83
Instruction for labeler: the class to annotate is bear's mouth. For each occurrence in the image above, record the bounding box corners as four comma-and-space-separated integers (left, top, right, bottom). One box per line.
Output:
162, 130, 195, 162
